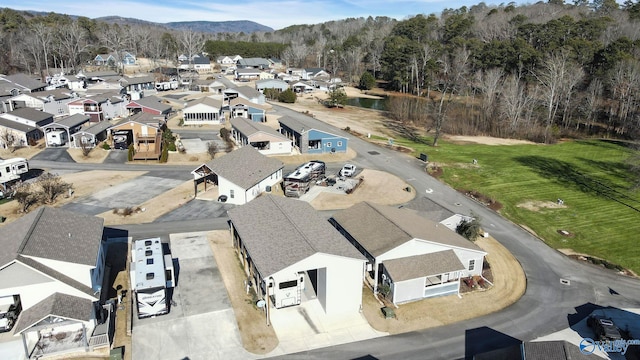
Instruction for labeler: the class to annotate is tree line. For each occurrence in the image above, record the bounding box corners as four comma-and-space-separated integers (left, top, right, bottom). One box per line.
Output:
1, 2, 640, 142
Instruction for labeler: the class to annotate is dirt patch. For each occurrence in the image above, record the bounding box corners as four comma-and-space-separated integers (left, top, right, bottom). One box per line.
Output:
517, 200, 567, 212
362, 236, 526, 334
558, 249, 636, 277
446, 135, 536, 146
0, 141, 45, 159
207, 231, 278, 354
67, 146, 110, 163
459, 189, 503, 211
310, 169, 415, 210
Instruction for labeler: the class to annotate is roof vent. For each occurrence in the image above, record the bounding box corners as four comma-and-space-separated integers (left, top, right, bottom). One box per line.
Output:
68, 233, 72, 238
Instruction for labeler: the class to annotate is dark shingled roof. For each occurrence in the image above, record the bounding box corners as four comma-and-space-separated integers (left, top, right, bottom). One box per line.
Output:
0, 206, 104, 268
474, 341, 592, 360
0, 117, 39, 133
400, 197, 456, 223
3, 107, 54, 123
127, 96, 172, 113
77, 120, 112, 136
185, 96, 223, 110
45, 114, 90, 129
383, 250, 465, 282
228, 195, 365, 277
278, 116, 307, 134
13, 293, 93, 334
2, 73, 47, 91
331, 202, 484, 257
200, 146, 283, 189
229, 85, 262, 99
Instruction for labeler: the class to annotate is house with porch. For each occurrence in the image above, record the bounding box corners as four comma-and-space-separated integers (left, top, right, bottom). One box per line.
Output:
126, 96, 172, 117
67, 93, 128, 122
190, 146, 283, 205
109, 112, 164, 160
278, 116, 348, 154
227, 195, 366, 316
289, 81, 315, 94
41, 114, 91, 147
119, 76, 155, 100
228, 98, 267, 122
236, 58, 270, 70
255, 79, 289, 93
193, 54, 212, 73
0, 206, 110, 358
93, 53, 116, 66
230, 117, 292, 155
223, 86, 266, 105
194, 79, 227, 94
303, 68, 330, 80
216, 56, 235, 65
235, 68, 262, 82
8, 89, 78, 117
182, 97, 224, 125
329, 202, 487, 305
69, 121, 112, 149
0, 108, 54, 128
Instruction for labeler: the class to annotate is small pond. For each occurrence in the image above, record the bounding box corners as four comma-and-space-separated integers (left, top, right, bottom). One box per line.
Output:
345, 97, 388, 111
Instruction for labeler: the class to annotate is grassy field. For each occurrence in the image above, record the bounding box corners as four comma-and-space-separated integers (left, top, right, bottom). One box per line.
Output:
389, 136, 640, 274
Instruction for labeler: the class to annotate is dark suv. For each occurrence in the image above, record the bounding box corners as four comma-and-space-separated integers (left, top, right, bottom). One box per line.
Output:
587, 314, 622, 341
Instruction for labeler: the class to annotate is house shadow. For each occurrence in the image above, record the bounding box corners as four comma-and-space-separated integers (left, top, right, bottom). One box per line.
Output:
103, 228, 130, 300
569, 302, 640, 343
464, 326, 521, 359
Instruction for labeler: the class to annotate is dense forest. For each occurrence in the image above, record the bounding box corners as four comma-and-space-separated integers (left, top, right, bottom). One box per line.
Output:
1, 1, 640, 143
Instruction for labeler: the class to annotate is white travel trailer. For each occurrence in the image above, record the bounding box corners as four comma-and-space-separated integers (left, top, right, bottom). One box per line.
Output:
130, 238, 175, 319
45, 130, 68, 146
0, 157, 28, 191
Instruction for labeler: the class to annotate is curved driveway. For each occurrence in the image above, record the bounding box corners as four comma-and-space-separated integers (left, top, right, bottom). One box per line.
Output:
35, 104, 640, 359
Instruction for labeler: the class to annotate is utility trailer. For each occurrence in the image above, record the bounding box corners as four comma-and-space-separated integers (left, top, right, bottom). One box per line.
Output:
130, 238, 175, 319
283, 160, 325, 197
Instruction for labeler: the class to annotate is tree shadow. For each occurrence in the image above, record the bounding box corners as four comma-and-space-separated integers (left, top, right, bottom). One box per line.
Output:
515, 155, 640, 213
577, 157, 636, 188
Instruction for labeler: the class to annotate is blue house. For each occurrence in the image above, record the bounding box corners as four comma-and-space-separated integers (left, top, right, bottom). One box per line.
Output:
278, 116, 348, 154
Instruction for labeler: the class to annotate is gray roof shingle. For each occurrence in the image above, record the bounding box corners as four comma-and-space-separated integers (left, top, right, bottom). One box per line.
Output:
227, 195, 365, 277
230, 117, 287, 139
46, 114, 90, 129
77, 120, 112, 136
13, 293, 93, 334
202, 146, 283, 189
278, 116, 306, 134
0, 206, 104, 268
0, 117, 39, 133
383, 250, 465, 282
2, 73, 47, 91
3, 108, 54, 123
127, 96, 172, 113
331, 202, 483, 257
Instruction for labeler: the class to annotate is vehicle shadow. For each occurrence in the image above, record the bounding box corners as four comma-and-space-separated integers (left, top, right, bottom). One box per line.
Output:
464, 326, 521, 359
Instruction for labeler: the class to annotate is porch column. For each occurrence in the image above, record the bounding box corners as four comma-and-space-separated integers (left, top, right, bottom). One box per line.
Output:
373, 260, 379, 293
193, 178, 197, 198
21, 332, 30, 359
83, 323, 88, 352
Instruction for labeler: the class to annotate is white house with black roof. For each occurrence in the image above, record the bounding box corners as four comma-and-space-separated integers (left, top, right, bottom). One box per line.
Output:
190, 146, 284, 205
330, 202, 487, 305
223, 86, 265, 105
0, 206, 109, 357
230, 117, 292, 155
228, 195, 366, 316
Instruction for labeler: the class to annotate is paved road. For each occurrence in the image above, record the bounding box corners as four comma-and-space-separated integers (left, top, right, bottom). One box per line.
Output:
41, 103, 640, 359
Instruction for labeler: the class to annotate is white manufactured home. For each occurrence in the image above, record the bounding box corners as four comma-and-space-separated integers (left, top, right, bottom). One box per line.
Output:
0, 157, 28, 190
130, 238, 175, 319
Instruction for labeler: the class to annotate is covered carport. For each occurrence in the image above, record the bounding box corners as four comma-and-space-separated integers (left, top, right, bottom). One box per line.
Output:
41, 114, 90, 148
190, 163, 218, 198
228, 195, 366, 321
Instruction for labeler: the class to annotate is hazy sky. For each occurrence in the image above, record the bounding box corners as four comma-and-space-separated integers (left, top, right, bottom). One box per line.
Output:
4, 0, 525, 30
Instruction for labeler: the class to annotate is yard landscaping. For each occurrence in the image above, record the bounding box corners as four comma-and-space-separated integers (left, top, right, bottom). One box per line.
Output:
394, 136, 640, 275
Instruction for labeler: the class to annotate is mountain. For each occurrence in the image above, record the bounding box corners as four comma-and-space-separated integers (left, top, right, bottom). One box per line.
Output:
165, 20, 273, 33
95, 16, 272, 33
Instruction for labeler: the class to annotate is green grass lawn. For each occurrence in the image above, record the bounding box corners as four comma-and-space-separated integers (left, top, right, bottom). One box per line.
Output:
393, 137, 640, 274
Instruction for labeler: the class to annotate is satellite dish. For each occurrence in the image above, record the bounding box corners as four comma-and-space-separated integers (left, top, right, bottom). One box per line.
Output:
256, 300, 266, 308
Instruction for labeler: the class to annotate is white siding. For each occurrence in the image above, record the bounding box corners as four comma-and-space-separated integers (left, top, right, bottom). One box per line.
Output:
22, 256, 94, 288
0, 277, 97, 311
392, 277, 424, 304
271, 253, 364, 315
258, 140, 292, 155
218, 171, 282, 205
10, 94, 44, 111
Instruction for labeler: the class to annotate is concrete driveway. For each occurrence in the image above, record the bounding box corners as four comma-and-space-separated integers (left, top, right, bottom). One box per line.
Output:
63, 175, 185, 215
155, 199, 235, 222
103, 150, 128, 164
132, 232, 250, 360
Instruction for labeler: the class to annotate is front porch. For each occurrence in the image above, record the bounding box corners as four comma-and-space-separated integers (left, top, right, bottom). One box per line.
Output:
132, 133, 161, 160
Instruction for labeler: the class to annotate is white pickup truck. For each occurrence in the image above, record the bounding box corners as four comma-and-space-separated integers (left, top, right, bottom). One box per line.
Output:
340, 164, 356, 177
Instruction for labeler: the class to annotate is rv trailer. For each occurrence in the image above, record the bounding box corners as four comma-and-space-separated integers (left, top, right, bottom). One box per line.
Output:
0, 157, 29, 191
45, 130, 68, 146
130, 238, 175, 319
283, 160, 325, 197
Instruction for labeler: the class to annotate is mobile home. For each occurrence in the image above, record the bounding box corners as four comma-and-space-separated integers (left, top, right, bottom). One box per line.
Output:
0, 157, 28, 190
130, 238, 175, 319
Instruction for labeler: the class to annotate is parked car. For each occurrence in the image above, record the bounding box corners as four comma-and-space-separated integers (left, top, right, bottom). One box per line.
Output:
340, 164, 356, 177
587, 314, 622, 341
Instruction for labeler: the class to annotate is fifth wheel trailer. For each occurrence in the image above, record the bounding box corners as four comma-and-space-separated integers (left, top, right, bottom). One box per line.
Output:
0, 157, 29, 191
130, 238, 175, 319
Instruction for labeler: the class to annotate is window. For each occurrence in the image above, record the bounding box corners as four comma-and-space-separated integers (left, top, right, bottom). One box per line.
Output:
325, 142, 332, 147
468, 260, 475, 271
279, 280, 297, 289
145, 250, 152, 256
337, 141, 342, 147
144, 240, 152, 246
146, 272, 155, 280
230, 189, 235, 198
146, 258, 154, 265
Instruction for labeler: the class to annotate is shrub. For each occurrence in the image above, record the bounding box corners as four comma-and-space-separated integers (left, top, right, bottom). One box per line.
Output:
358, 71, 376, 90
127, 144, 135, 161
278, 88, 297, 103
159, 144, 169, 163
167, 141, 177, 152
456, 212, 483, 241
101, 142, 111, 150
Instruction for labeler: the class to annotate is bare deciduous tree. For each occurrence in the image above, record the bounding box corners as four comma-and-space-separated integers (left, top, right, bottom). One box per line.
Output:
56, 22, 89, 72
38, 172, 72, 204
207, 141, 218, 159
14, 182, 41, 213
476, 68, 504, 132
0, 128, 19, 152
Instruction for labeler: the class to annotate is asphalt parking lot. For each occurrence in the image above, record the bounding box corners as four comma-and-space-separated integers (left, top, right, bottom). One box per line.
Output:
132, 232, 250, 360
